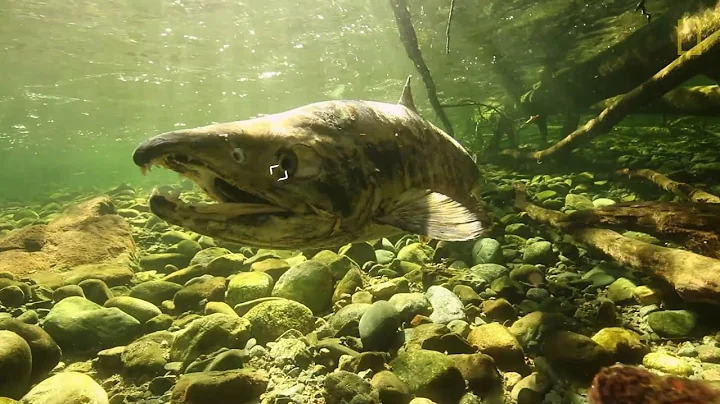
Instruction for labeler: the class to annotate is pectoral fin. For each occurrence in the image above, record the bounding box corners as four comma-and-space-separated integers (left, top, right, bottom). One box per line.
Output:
375, 189, 484, 241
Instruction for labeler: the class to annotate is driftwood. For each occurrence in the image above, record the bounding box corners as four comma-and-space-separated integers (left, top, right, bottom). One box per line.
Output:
569, 202, 720, 259
502, 29, 720, 161
390, 0, 454, 137
514, 184, 720, 304
518, 0, 719, 125
617, 168, 720, 204
592, 86, 720, 117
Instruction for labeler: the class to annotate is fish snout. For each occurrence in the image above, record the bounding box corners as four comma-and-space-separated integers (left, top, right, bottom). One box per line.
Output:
132, 131, 201, 167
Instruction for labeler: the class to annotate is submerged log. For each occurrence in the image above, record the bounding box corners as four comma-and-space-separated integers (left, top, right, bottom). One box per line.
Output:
519, 0, 720, 121
591, 85, 720, 117
390, 0, 454, 137
502, 29, 720, 161
617, 168, 720, 204
514, 184, 720, 304
569, 202, 720, 258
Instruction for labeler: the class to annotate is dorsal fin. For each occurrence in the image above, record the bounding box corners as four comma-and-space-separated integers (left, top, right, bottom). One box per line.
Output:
398, 75, 417, 113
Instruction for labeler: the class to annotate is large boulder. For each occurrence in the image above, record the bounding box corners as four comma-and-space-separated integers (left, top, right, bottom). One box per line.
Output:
0, 197, 136, 280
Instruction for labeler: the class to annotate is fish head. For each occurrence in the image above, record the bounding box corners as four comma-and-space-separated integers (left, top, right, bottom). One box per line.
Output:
132, 106, 375, 249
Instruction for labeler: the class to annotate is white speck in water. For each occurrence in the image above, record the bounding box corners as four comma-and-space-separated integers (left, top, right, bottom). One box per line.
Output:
317, 15, 324, 20
258, 71, 280, 79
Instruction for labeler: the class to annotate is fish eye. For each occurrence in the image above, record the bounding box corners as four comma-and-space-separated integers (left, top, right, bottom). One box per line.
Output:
278, 150, 297, 173
231, 148, 245, 163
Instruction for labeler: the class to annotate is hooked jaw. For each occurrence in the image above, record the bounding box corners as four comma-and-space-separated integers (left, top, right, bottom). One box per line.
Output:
132, 129, 276, 206
131, 128, 344, 249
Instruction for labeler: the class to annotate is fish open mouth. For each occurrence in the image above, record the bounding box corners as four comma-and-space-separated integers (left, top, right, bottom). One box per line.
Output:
213, 177, 270, 204
138, 153, 276, 207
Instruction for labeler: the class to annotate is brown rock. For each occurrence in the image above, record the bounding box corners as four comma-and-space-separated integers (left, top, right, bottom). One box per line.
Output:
0, 197, 136, 280
170, 369, 268, 404
467, 322, 528, 374
449, 353, 502, 396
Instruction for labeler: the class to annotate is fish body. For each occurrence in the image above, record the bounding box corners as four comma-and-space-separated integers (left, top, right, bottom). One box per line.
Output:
132, 77, 487, 249
588, 365, 720, 404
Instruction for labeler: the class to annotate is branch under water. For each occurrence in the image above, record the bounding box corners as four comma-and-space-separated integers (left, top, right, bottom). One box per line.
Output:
390, 0, 455, 137
501, 30, 720, 161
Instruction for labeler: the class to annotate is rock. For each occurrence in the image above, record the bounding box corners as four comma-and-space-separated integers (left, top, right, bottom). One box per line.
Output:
53, 285, 85, 301
0, 197, 136, 280
329, 303, 371, 335
129, 280, 182, 306
170, 369, 268, 404
206, 253, 248, 277
467, 323, 527, 374
204, 348, 247, 372
469, 263, 509, 284
205, 301, 237, 316
250, 258, 290, 281
505, 223, 532, 238
452, 285, 482, 306
565, 194, 594, 210
313, 250, 359, 281
175, 240, 203, 258
632, 285, 662, 305
140, 253, 191, 272
369, 280, 408, 301
388, 293, 431, 323
77, 279, 113, 305
510, 372, 552, 403
225, 272, 274, 307
698, 345, 720, 364
591, 327, 650, 363
481, 299, 518, 324
471, 238, 503, 265
173, 276, 226, 312
375, 249, 396, 265
20, 372, 108, 404
104, 296, 162, 324
509, 311, 568, 351
390, 349, 466, 403
170, 313, 251, 368
449, 353, 502, 396
160, 230, 195, 244
121, 331, 174, 383
189, 247, 232, 266
642, 352, 694, 376
396, 243, 434, 265
490, 276, 524, 301
533, 190, 557, 203
522, 241, 556, 265
271, 260, 333, 314
359, 300, 401, 351
371, 371, 411, 404
242, 298, 315, 344
0, 330, 32, 399
543, 331, 614, 380
426, 286, 465, 324
145, 313, 173, 332
339, 242, 377, 267
0, 318, 62, 382
324, 370, 381, 404
509, 265, 545, 286
269, 337, 311, 368
647, 310, 697, 338
606, 278, 637, 303
592, 198, 616, 208
43, 296, 141, 354
0, 286, 25, 307
332, 268, 364, 304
